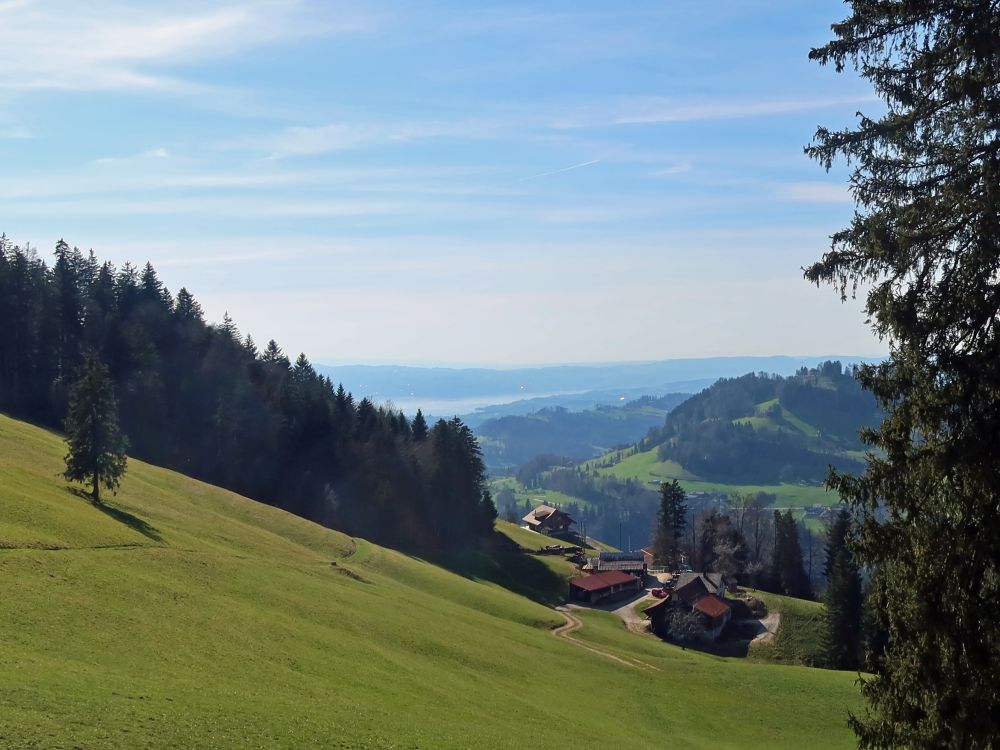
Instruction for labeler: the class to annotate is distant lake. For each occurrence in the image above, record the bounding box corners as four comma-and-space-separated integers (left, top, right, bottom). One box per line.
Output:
380, 392, 565, 417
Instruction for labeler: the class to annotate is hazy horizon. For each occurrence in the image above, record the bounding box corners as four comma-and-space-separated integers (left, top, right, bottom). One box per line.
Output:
1, 0, 885, 365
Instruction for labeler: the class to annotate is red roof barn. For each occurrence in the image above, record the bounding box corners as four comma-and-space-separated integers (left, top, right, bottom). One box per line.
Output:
568, 570, 642, 604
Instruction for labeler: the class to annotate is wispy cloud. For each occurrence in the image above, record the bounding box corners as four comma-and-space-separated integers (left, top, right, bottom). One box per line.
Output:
547, 94, 880, 130
0, 125, 31, 139
773, 181, 853, 204
0, 1, 373, 95
648, 162, 691, 177
91, 147, 171, 165
251, 118, 511, 159
517, 159, 600, 182
611, 95, 879, 125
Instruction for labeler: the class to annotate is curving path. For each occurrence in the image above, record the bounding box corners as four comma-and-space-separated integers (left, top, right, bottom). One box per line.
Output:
552, 607, 660, 671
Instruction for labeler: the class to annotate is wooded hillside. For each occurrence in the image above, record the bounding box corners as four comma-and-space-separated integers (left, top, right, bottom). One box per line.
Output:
0, 237, 495, 552
643, 362, 880, 484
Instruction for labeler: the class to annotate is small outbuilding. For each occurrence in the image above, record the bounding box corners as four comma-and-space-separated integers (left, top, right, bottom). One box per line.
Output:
568, 570, 642, 604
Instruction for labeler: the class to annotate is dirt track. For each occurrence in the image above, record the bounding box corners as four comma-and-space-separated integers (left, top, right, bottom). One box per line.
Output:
552, 608, 660, 671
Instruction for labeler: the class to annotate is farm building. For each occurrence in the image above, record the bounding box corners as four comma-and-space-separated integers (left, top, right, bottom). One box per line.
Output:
645, 572, 733, 642
522, 505, 575, 535
568, 570, 642, 604
673, 572, 726, 598
587, 551, 647, 577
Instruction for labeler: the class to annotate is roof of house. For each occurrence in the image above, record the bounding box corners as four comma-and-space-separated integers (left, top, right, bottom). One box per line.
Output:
592, 559, 646, 572
643, 595, 672, 614
569, 570, 637, 592
598, 551, 644, 562
523, 504, 574, 526
693, 593, 731, 619
674, 572, 723, 592
673, 576, 710, 606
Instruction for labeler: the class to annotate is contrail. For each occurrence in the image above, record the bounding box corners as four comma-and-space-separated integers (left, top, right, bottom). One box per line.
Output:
518, 159, 601, 182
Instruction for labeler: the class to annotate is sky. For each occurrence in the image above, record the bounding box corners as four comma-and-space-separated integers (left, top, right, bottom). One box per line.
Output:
0, 0, 886, 366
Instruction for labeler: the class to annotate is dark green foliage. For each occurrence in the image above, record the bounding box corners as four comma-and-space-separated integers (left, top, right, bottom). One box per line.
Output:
653, 479, 687, 568
822, 510, 863, 671
63, 353, 128, 501
476, 393, 688, 468
410, 409, 427, 441
649, 366, 879, 483
807, 2, 1000, 747
0, 240, 491, 554
769, 511, 811, 600
515, 453, 573, 488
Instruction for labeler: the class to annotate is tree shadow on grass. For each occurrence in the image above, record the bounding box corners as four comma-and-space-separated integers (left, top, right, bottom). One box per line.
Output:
436, 531, 568, 607
68, 487, 164, 542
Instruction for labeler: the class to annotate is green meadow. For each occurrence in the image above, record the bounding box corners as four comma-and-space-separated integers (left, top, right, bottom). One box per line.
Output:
0, 413, 860, 748
587, 447, 837, 507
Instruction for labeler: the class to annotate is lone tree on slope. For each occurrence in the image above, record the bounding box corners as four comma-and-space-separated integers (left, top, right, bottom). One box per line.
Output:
63, 353, 128, 502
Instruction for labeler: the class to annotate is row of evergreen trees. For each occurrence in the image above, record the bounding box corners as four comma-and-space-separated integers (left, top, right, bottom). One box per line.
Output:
0, 237, 496, 552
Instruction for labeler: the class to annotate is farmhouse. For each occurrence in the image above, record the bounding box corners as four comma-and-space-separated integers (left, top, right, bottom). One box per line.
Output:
522, 504, 575, 535
673, 572, 726, 597
646, 572, 733, 642
568, 570, 642, 604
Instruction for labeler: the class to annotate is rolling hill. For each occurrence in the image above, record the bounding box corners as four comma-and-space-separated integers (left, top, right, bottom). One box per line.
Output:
475, 393, 689, 469
643, 361, 881, 486
0, 412, 862, 748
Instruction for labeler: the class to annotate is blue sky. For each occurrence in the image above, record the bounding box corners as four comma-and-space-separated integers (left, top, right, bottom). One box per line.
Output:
0, 0, 884, 365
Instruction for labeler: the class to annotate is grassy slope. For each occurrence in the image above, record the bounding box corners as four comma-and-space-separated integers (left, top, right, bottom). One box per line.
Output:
747, 590, 828, 667
589, 447, 836, 507
0, 414, 859, 749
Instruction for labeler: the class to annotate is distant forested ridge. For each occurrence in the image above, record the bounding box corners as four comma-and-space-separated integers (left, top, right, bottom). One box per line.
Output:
643, 362, 880, 484
476, 393, 689, 469
0, 237, 495, 552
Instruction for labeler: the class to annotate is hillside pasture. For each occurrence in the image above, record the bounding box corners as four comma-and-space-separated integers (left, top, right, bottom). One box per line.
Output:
590, 447, 837, 507
0, 413, 860, 749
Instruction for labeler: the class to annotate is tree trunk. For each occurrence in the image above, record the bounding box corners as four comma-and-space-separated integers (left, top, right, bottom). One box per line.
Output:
92, 470, 100, 503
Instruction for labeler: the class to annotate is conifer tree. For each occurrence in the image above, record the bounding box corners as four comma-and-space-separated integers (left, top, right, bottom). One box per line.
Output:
411, 409, 428, 441
809, 3, 1000, 745
653, 480, 687, 568
823, 509, 863, 671
63, 353, 128, 502
769, 511, 811, 599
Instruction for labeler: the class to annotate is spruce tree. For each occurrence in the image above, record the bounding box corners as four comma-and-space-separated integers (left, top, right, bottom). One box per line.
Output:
653, 479, 687, 568
809, 3, 1000, 746
63, 353, 128, 502
411, 409, 428, 441
823, 509, 863, 671
770, 511, 811, 599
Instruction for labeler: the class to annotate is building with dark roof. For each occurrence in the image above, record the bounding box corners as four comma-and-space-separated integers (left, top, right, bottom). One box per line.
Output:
522, 505, 574, 535
584, 550, 647, 577
645, 571, 733, 642
568, 570, 642, 604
